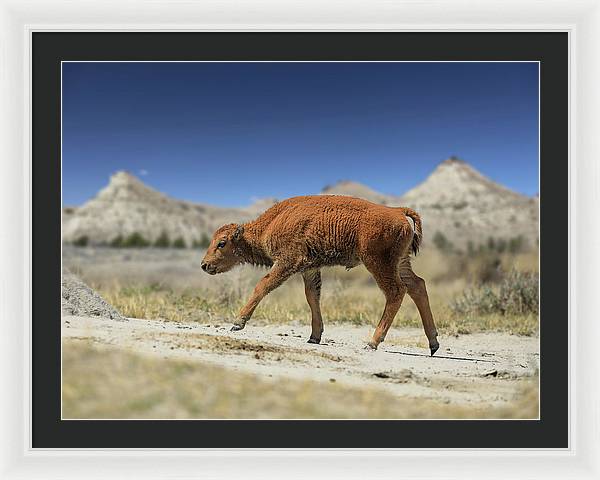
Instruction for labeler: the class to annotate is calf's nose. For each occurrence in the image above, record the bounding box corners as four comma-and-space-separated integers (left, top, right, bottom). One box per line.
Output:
201, 262, 208, 272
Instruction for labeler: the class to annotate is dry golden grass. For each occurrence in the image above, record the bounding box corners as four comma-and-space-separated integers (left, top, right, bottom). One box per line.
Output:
62, 340, 538, 419
69, 246, 538, 338
102, 284, 538, 336
99, 249, 539, 337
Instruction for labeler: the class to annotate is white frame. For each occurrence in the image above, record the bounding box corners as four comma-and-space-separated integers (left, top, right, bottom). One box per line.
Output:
1, 0, 598, 478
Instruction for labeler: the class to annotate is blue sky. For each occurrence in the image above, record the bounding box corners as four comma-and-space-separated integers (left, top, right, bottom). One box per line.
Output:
62, 62, 539, 207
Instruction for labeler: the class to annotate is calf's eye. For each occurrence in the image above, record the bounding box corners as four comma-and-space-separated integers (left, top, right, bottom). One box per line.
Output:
217, 240, 226, 249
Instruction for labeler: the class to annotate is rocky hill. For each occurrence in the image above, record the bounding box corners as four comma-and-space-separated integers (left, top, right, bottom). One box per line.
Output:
396, 158, 538, 250
62, 171, 273, 247
319, 158, 538, 251
63, 158, 538, 251
321, 180, 394, 205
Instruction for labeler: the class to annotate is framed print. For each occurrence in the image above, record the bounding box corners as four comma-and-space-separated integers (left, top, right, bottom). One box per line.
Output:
36, 31, 564, 448
0, 0, 598, 479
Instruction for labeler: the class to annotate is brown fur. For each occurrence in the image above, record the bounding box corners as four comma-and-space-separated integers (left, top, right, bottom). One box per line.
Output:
201, 195, 439, 354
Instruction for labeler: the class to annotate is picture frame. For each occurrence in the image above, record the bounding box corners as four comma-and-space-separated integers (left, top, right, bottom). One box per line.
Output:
0, 0, 597, 478
40, 32, 562, 447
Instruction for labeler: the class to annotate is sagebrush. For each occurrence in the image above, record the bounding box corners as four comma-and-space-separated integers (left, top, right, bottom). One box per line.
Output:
450, 269, 538, 316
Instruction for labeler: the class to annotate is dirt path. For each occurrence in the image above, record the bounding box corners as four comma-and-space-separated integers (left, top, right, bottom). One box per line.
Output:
62, 315, 539, 409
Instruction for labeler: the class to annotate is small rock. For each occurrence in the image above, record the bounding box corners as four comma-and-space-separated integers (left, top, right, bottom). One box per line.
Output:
373, 369, 414, 383
483, 369, 498, 377
497, 370, 518, 380
329, 378, 336, 383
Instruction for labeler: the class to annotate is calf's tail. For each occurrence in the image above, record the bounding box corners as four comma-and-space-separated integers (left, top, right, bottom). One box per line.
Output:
400, 207, 422, 255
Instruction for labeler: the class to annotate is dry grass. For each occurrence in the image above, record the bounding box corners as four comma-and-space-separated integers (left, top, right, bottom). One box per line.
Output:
101, 283, 539, 336
62, 340, 539, 419
63, 247, 540, 421
451, 270, 539, 317
67, 246, 539, 336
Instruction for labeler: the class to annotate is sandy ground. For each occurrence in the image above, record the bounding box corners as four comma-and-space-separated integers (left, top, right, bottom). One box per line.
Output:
62, 315, 539, 410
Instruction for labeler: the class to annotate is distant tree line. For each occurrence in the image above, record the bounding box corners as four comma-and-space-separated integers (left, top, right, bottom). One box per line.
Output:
71, 231, 212, 249
432, 232, 529, 255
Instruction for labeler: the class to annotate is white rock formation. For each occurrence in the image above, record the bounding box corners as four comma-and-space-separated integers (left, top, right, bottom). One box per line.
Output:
63, 158, 539, 251
62, 171, 261, 247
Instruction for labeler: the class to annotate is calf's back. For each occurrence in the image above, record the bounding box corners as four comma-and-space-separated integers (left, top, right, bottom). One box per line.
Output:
255, 195, 414, 267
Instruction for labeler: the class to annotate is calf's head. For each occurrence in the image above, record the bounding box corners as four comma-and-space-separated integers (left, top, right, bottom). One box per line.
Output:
200, 223, 244, 275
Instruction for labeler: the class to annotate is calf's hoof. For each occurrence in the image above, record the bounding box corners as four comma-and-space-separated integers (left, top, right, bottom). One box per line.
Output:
430, 341, 440, 356
230, 324, 245, 332
307, 337, 321, 344
364, 342, 378, 351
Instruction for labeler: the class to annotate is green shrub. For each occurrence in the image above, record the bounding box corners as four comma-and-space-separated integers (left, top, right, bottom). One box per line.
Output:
451, 270, 539, 316
433, 231, 454, 253
508, 235, 527, 253
192, 234, 211, 249
110, 235, 124, 248
154, 231, 171, 248
198, 233, 211, 248
480, 237, 516, 254
172, 237, 186, 249
477, 236, 529, 254
73, 235, 89, 247
123, 232, 150, 248
467, 241, 475, 255
496, 238, 507, 253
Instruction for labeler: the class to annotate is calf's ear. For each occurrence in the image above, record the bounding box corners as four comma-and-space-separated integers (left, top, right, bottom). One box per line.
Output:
233, 225, 244, 240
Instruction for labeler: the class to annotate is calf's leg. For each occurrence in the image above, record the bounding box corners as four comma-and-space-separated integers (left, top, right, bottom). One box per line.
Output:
302, 269, 323, 344
398, 257, 439, 356
232, 262, 293, 331
364, 261, 407, 350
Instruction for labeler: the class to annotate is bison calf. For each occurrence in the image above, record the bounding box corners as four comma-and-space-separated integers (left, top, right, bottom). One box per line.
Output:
201, 195, 439, 355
